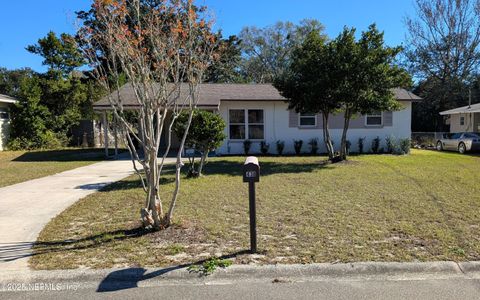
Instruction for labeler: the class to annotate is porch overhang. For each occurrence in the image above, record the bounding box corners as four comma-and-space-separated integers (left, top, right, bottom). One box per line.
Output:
0, 94, 18, 104
440, 104, 480, 115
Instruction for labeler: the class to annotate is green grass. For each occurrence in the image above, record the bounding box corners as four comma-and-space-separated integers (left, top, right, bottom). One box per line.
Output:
30, 150, 480, 269
0, 149, 111, 188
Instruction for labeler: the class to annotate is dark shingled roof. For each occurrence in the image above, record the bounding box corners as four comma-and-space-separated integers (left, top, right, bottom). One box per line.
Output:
92, 83, 421, 110
392, 88, 422, 101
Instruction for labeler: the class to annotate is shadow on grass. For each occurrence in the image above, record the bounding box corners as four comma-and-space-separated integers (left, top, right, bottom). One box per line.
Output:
81, 176, 175, 192
202, 159, 333, 177
11, 149, 113, 162
76, 159, 331, 193
0, 227, 148, 264
1, 225, 251, 293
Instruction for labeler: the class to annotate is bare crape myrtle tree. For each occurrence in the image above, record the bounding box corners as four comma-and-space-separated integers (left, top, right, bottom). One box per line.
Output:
78, 0, 218, 230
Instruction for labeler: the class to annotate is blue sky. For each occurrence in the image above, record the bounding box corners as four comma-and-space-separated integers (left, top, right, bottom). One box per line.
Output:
0, 0, 416, 72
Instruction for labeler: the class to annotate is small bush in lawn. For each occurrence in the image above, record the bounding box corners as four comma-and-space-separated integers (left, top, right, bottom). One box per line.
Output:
7, 131, 66, 151
399, 138, 411, 155
260, 141, 270, 155
243, 140, 251, 155
276, 140, 285, 155
358, 137, 365, 154
386, 135, 395, 153
308, 138, 319, 155
294, 139, 303, 155
371, 136, 381, 153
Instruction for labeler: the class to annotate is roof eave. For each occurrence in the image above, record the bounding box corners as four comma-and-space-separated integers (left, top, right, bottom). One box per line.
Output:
0, 100, 17, 104
440, 110, 480, 115
92, 104, 220, 111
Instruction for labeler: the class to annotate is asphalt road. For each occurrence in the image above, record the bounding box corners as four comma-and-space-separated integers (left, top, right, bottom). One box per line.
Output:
2, 274, 480, 300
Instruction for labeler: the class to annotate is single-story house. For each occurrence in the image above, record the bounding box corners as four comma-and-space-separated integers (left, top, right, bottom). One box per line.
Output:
93, 84, 421, 155
440, 103, 480, 133
0, 94, 17, 151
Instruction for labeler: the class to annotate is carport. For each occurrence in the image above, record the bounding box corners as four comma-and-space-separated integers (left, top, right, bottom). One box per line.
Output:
440, 103, 480, 133
92, 83, 220, 158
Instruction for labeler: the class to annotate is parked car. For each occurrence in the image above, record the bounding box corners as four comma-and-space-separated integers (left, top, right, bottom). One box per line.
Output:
436, 132, 480, 154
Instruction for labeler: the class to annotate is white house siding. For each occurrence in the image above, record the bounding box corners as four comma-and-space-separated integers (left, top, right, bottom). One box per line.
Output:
0, 102, 11, 151
449, 113, 477, 133
217, 100, 412, 155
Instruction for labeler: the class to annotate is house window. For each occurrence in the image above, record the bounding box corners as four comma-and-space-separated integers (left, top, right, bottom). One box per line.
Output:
229, 109, 245, 140
299, 113, 316, 126
366, 112, 383, 126
248, 109, 264, 139
460, 116, 465, 126
229, 109, 264, 140
0, 108, 9, 120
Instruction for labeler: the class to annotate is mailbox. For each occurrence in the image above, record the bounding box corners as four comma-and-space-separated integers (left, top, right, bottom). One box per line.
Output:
243, 156, 259, 253
243, 156, 260, 183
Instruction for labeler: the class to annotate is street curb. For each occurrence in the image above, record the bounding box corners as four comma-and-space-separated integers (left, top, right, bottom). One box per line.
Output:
2, 261, 480, 287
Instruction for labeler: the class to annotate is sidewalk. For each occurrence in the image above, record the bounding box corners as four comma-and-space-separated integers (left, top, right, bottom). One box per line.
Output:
0, 155, 145, 271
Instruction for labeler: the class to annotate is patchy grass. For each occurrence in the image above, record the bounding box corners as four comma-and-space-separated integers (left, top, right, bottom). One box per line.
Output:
30, 150, 480, 269
0, 149, 113, 187
188, 257, 233, 276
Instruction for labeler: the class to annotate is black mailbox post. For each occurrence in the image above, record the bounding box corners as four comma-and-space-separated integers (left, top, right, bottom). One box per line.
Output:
243, 156, 260, 253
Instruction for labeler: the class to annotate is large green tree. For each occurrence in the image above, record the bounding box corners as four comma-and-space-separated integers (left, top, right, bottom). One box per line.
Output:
274, 29, 339, 159
8, 76, 55, 149
0, 68, 35, 97
331, 25, 409, 160
26, 31, 85, 78
240, 19, 326, 83
204, 35, 245, 83
405, 0, 480, 131
26, 32, 96, 141
276, 25, 409, 162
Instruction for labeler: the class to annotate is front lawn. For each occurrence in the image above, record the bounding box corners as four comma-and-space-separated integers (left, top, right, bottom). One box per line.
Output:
31, 150, 480, 269
0, 149, 112, 188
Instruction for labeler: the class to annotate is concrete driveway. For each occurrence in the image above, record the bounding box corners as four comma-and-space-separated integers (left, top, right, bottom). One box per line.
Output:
0, 156, 175, 272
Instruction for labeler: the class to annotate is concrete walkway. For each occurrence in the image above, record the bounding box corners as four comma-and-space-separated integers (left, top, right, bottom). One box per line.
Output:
0, 156, 175, 272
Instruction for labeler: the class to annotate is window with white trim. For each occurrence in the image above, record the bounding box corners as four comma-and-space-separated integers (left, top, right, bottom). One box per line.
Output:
247, 109, 264, 139
229, 109, 264, 140
299, 113, 316, 126
365, 112, 383, 126
460, 116, 465, 126
229, 109, 245, 140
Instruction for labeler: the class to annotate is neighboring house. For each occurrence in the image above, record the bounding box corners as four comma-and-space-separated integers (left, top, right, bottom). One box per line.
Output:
93, 84, 421, 155
440, 103, 480, 133
0, 94, 17, 151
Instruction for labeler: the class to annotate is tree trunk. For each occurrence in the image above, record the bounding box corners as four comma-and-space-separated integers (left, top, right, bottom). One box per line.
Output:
197, 150, 208, 176
321, 113, 334, 160
339, 109, 352, 160
164, 107, 196, 226
142, 137, 164, 230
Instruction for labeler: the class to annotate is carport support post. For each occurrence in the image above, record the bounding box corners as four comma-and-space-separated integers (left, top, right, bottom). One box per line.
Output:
103, 111, 109, 158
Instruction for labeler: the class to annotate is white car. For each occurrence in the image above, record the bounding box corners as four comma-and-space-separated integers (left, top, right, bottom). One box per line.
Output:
436, 132, 480, 154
